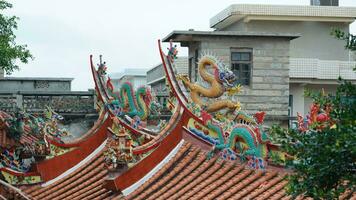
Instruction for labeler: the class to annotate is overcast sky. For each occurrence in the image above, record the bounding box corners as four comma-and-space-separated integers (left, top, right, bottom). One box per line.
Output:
6, 0, 356, 90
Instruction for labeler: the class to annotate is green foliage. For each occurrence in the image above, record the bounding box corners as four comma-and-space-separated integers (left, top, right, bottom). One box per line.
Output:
331, 28, 356, 71
270, 81, 356, 199
0, 0, 33, 75
331, 28, 356, 51
271, 28, 356, 199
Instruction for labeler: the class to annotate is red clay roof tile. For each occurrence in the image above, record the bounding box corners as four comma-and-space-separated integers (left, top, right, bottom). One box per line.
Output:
17, 140, 356, 200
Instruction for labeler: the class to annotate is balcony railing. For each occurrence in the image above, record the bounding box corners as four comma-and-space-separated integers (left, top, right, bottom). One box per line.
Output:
290, 58, 356, 80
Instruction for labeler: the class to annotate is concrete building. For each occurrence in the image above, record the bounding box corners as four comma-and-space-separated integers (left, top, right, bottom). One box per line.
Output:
0, 77, 73, 92
163, 2, 356, 125
146, 57, 188, 106
110, 68, 147, 90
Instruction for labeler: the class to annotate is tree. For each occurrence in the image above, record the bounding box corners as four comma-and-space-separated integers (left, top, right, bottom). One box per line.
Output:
269, 30, 356, 199
332, 28, 356, 51
332, 28, 356, 71
0, 0, 33, 75
271, 82, 355, 199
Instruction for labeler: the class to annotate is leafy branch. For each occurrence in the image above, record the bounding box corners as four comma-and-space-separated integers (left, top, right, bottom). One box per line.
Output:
0, 0, 33, 75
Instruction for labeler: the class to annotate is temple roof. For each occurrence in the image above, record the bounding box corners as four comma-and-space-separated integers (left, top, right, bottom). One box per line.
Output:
17, 140, 356, 199
124, 141, 291, 200
21, 148, 116, 200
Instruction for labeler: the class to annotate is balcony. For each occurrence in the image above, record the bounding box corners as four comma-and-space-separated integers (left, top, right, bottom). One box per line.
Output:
290, 58, 356, 80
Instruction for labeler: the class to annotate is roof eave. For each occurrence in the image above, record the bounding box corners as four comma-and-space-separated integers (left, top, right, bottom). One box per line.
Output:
211, 15, 356, 29
163, 31, 300, 43
162, 31, 177, 42
210, 4, 356, 29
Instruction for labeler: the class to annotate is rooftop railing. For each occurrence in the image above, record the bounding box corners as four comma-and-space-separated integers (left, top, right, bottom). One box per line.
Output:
0, 91, 96, 114
290, 58, 356, 80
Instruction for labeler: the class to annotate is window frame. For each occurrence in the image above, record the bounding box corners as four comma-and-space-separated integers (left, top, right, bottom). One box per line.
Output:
194, 49, 199, 82
230, 48, 253, 86
188, 57, 193, 81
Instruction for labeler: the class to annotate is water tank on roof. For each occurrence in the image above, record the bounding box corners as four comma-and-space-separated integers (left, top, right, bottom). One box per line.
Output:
311, 0, 339, 6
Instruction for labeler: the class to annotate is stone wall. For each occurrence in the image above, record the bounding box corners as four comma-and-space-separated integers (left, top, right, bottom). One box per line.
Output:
189, 36, 290, 124
0, 95, 16, 112
0, 91, 96, 114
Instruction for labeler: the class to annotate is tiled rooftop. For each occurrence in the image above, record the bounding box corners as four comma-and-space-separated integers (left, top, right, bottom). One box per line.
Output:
21, 148, 115, 200
125, 142, 291, 200
17, 140, 355, 199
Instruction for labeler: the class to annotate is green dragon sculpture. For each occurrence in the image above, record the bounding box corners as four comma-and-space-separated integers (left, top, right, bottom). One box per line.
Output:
106, 78, 156, 121
199, 110, 270, 169
0, 107, 68, 173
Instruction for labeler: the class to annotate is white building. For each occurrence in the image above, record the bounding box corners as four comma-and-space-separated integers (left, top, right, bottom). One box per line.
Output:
110, 68, 147, 91
210, 3, 356, 119
146, 57, 188, 107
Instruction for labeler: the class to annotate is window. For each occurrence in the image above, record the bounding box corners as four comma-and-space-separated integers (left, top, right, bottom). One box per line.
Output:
194, 49, 199, 81
188, 57, 193, 81
289, 94, 293, 117
231, 49, 252, 86
163, 97, 167, 107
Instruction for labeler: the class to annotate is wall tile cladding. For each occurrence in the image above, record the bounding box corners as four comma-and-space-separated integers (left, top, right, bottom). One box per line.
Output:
147, 64, 165, 83
23, 95, 95, 113
195, 37, 290, 118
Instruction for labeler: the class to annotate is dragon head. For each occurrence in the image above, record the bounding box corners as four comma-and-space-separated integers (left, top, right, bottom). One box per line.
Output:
137, 86, 152, 107
211, 57, 236, 88
218, 69, 236, 87
144, 87, 152, 106
199, 53, 237, 88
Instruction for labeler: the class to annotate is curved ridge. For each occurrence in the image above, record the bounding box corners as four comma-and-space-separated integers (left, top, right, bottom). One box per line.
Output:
158, 40, 201, 123
90, 55, 184, 155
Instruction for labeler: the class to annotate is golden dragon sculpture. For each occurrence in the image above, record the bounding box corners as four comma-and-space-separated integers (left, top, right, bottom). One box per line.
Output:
178, 55, 241, 113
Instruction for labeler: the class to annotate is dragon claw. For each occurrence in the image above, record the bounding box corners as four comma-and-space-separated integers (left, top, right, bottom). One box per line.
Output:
176, 75, 189, 82
227, 85, 242, 96
234, 102, 241, 111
